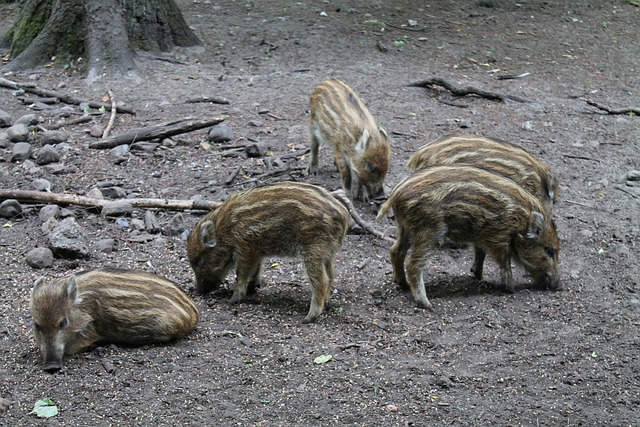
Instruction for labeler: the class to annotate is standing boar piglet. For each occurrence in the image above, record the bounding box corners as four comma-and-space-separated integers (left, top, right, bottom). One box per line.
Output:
30, 267, 199, 372
407, 133, 559, 212
187, 182, 349, 323
309, 78, 390, 202
378, 165, 560, 310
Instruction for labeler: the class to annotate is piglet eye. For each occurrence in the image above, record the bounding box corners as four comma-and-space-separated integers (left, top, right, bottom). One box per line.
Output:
58, 318, 68, 330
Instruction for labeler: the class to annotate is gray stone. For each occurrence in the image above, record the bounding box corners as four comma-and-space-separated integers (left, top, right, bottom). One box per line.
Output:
59, 208, 75, 218
101, 186, 127, 199
131, 218, 145, 230
0, 131, 10, 148
144, 210, 161, 233
15, 114, 39, 126
0, 199, 22, 218
39, 204, 61, 222
89, 125, 104, 138
245, 141, 269, 158
164, 213, 186, 236
11, 142, 32, 161
26, 247, 54, 269
48, 217, 91, 259
96, 238, 116, 253
41, 217, 59, 234
40, 130, 69, 145
0, 109, 11, 127
6, 124, 29, 142
0, 397, 10, 413
86, 187, 104, 199
101, 200, 133, 217
32, 178, 52, 192
208, 123, 235, 143
35, 145, 61, 165
131, 141, 159, 152
627, 170, 640, 181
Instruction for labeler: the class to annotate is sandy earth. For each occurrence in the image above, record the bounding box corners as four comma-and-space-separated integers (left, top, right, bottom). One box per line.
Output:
1, 0, 639, 426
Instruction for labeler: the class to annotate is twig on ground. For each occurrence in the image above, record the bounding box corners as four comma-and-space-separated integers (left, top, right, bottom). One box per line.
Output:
186, 96, 230, 105
330, 189, 395, 243
564, 200, 595, 208
613, 185, 639, 199
47, 115, 95, 130
562, 154, 600, 162
224, 166, 244, 185
229, 166, 307, 187
581, 99, 640, 115
102, 90, 117, 138
407, 77, 530, 103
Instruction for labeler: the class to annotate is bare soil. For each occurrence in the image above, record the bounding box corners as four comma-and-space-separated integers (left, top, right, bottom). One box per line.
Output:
1, 1, 639, 426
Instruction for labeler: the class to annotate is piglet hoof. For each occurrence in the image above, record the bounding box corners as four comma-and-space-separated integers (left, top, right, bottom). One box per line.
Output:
229, 293, 244, 304
301, 315, 318, 324
396, 280, 411, 292
415, 299, 434, 312
503, 284, 516, 294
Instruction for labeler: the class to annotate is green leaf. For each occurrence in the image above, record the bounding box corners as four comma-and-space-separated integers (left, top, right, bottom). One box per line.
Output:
313, 354, 332, 365
30, 398, 59, 418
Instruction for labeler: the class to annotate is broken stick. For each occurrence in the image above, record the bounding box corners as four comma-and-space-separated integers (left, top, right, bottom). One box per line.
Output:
407, 77, 529, 103
89, 117, 226, 149
102, 90, 117, 139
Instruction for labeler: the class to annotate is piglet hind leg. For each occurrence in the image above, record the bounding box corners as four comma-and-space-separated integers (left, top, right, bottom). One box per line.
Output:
471, 245, 487, 281
390, 224, 411, 291
405, 244, 435, 311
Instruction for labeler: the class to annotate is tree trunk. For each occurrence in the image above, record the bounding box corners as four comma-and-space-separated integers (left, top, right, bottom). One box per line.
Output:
3, 0, 201, 80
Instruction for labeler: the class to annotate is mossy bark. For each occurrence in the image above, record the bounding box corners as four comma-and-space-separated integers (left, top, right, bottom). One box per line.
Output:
3, 0, 201, 79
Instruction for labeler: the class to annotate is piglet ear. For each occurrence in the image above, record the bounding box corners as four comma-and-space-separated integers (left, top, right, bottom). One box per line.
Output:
526, 211, 546, 239
199, 220, 217, 248
355, 129, 371, 153
65, 275, 81, 305
32, 277, 46, 293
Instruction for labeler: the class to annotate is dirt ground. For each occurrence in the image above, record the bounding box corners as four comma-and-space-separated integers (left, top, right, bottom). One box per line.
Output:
1, 0, 639, 426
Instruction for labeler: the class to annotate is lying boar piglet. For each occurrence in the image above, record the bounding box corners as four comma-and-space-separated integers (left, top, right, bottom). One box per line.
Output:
30, 267, 199, 372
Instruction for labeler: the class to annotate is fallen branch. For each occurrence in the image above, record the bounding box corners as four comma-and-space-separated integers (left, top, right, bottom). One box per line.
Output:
102, 90, 117, 139
186, 96, 230, 105
330, 190, 395, 243
0, 188, 391, 241
581, 99, 640, 116
47, 115, 95, 130
407, 77, 529, 103
0, 77, 136, 115
89, 117, 225, 149
0, 190, 220, 211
